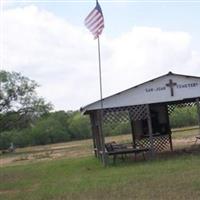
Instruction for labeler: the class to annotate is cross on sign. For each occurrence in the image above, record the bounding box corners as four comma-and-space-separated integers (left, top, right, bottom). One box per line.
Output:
166, 79, 177, 96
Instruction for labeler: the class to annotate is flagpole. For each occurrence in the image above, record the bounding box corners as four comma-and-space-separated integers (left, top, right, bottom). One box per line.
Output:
84, 0, 106, 165
97, 36, 106, 166
96, 0, 106, 166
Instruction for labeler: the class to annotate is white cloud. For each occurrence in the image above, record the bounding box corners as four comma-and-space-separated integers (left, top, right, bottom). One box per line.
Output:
1, 5, 200, 110
105, 27, 199, 93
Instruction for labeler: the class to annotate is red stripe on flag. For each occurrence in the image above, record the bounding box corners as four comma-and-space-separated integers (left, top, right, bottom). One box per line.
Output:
84, 2, 104, 39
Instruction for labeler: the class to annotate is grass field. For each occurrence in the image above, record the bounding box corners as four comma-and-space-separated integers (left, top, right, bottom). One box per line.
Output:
1, 127, 200, 200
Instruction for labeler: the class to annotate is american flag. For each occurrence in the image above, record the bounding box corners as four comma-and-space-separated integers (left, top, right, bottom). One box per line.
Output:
84, 1, 104, 39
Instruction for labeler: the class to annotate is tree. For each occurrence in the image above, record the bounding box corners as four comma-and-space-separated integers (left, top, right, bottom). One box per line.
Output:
0, 70, 53, 131
68, 111, 91, 139
30, 111, 72, 145
31, 117, 69, 145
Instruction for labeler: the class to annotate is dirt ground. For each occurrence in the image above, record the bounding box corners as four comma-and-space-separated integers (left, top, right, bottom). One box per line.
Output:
0, 139, 93, 167
1, 127, 200, 167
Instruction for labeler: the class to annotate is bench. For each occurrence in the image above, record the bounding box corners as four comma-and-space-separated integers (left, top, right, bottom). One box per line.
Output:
105, 142, 149, 163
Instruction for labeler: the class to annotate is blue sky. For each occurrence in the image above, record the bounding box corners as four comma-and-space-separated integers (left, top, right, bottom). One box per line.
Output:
1, 0, 200, 110
58, 1, 200, 49
6, 1, 200, 40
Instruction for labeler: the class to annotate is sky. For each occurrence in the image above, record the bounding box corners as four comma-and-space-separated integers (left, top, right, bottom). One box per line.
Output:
1, 0, 200, 111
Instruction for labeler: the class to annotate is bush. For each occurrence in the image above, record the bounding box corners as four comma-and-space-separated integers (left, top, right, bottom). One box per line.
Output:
68, 112, 91, 139
170, 107, 198, 128
0, 131, 13, 150
0, 129, 33, 149
31, 117, 70, 145
103, 122, 131, 136
12, 129, 32, 148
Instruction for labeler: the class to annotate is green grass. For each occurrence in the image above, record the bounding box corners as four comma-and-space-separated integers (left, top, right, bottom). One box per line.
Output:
1, 154, 200, 200
1, 127, 200, 200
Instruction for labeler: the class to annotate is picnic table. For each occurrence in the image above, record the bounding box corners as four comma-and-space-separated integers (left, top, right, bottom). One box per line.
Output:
105, 142, 149, 163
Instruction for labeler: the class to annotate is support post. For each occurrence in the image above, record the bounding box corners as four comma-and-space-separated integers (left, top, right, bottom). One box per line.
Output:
146, 105, 155, 157
97, 110, 107, 165
168, 127, 173, 152
165, 104, 173, 151
89, 113, 97, 157
196, 98, 200, 135
130, 119, 136, 148
92, 111, 102, 159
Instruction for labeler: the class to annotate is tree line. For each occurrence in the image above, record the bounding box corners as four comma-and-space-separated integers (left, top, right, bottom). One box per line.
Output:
0, 70, 199, 150
0, 110, 91, 149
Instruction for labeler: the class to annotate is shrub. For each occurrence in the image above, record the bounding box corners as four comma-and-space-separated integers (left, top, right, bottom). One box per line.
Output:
31, 117, 70, 145
170, 107, 198, 128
